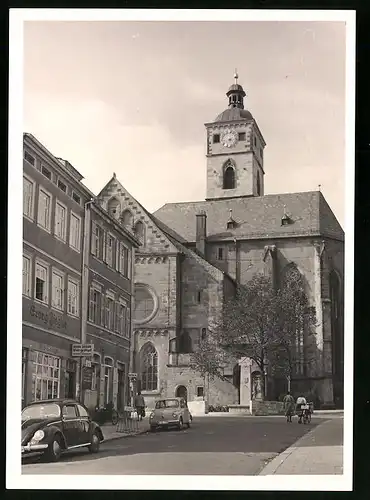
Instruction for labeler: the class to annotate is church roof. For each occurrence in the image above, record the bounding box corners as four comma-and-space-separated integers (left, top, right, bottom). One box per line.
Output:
153, 191, 344, 242
213, 107, 254, 123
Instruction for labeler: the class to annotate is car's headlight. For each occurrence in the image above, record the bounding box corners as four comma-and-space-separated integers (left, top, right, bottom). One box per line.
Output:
172, 412, 179, 418
149, 412, 155, 419
30, 430, 45, 442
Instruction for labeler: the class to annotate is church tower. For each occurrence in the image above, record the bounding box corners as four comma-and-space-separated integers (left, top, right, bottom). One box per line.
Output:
205, 71, 266, 200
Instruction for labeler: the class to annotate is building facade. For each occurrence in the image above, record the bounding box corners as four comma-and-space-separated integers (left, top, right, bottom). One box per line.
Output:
22, 134, 139, 409
97, 73, 344, 410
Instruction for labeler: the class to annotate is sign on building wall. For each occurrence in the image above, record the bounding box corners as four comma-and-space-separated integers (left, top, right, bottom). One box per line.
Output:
71, 344, 94, 357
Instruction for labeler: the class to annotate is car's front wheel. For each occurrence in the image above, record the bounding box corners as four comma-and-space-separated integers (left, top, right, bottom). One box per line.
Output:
88, 432, 101, 453
44, 434, 62, 462
177, 418, 184, 431
150, 425, 157, 432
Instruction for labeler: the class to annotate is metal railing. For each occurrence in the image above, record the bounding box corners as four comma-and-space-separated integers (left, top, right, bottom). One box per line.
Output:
116, 409, 140, 434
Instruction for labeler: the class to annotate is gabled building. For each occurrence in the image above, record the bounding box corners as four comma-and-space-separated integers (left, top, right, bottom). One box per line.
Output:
97, 177, 238, 409
22, 134, 139, 409
97, 72, 344, 409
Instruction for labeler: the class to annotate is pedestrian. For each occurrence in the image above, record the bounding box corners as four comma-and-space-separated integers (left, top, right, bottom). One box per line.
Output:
134, 391, 145, 421
296, 394, 308, 424
283, 391, 295, 423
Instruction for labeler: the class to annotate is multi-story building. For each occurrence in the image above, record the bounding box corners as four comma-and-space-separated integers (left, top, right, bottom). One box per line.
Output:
22, 134, 139, 409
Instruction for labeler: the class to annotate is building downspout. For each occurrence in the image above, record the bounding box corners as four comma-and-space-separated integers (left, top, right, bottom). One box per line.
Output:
129, 246, 136, 406
79, 198, 94, 403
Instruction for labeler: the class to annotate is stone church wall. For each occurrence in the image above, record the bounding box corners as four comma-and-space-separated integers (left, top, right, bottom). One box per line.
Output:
133, 255, 179, 329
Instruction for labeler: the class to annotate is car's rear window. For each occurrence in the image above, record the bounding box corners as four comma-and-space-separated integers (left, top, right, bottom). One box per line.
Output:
155, 399, 180, 409
22, 403, 61, 420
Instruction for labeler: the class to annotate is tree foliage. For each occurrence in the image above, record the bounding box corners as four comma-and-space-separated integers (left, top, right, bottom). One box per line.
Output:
190, 270, 317, 396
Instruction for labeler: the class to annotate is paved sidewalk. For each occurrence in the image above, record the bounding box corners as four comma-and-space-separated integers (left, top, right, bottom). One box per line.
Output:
259, 418, 343, 475
101, 417, 150, 442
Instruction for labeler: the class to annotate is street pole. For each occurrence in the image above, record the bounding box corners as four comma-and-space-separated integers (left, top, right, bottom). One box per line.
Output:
80, 198, 93, 404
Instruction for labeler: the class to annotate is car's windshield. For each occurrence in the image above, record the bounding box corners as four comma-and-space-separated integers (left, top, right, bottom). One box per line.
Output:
22, 403, 61, 421
155, 399, 180, 409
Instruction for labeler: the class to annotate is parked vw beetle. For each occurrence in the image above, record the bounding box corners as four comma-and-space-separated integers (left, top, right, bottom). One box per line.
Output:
21, 399, 104, 462
149, 397, 191, 431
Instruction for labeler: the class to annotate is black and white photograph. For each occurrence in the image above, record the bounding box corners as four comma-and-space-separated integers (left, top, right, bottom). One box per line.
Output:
8, 8, 355, 491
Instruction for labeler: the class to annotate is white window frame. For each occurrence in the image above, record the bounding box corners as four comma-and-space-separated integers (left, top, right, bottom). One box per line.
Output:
37, 186, 52, 233
54, 200, 67, 242
69, 211, 81, 252
104, 290, 115, 331
23, 174, 35, 221
89, 283, 102, 324
32, 351, 60, 401
105, 233, 115, 267
23, 253, 32, 297
119, 243, 127, 276
127, 249, 132, 279
91, 221, 103, 259
51, 268, 65, 311
34, 259, 49, 304
67, 277, 80, 317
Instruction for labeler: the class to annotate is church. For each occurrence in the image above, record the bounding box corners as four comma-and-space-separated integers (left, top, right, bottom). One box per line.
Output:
97, 73, 344, 410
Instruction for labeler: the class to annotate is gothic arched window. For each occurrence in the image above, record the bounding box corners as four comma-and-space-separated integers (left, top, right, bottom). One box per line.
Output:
120, 209, 133, 228
139, 343, 158, 391
107, 197, 120, 219
281, 262, 302, 289
329, 270, 342, 374
134, 220, 145, 244
281, 262, 305, 375
223, 164, 235, 190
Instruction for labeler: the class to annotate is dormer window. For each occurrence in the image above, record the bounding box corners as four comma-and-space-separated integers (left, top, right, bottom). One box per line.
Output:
238, 132, 246, 141
281, 214, 292, 226
213, 134, 220, 144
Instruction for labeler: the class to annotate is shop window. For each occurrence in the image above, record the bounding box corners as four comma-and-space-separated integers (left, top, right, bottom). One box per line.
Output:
32, 352, 60, 401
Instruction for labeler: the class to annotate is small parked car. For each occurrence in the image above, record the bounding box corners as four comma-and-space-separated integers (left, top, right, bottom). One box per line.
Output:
149, 397, 191, 431
21, 398, 104, 462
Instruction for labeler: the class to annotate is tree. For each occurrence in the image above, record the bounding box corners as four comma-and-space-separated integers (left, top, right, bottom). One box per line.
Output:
269, 267, 317, 392
190, 272, 316, 400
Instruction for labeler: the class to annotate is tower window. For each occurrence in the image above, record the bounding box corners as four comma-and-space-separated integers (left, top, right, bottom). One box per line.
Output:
238, 132, 246, 141
254, 137, 257, 147
223, 165, 235, 190
213, 134, 220, 144
217, 247, 224, 260
260, 148, 263, 159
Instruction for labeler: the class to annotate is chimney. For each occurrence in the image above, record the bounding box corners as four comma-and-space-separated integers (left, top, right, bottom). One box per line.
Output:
196, 211, 207, 256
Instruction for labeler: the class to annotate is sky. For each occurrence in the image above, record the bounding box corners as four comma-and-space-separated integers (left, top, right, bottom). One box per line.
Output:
23, 19, 346, 226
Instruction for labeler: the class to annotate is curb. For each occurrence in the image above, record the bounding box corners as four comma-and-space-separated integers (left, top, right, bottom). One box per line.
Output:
258, 420, 333, 475
102, 427, 150, 443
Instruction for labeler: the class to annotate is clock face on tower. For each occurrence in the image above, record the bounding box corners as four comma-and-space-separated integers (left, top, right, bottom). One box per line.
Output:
221, 129, 238, 148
